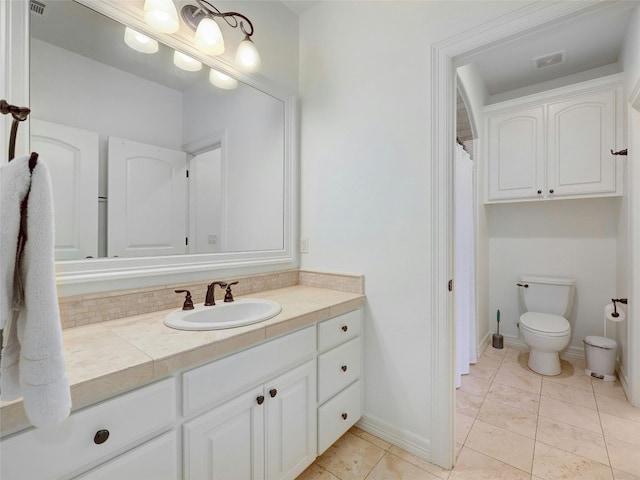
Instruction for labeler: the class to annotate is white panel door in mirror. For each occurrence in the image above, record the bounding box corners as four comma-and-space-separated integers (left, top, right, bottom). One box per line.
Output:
108, 137, 187, 258
30, 119, 99, 260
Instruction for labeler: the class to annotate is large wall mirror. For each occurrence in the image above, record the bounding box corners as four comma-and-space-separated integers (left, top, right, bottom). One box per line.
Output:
26, 0, 296, 291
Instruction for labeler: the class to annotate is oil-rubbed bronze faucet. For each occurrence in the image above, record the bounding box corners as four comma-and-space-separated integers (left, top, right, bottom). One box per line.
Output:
175, 290, 194, 310
205, 281, 227, 306
224, 281, 239, 302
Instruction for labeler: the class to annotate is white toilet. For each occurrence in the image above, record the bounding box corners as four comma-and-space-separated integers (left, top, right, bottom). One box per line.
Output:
518, 275, 575, 376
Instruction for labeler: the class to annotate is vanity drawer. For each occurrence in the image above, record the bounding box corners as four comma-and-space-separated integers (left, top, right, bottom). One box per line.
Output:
182, 325, 315, 416
0, 378, 176, 480
318, 309, 361, 352
318, 380, 361, 455
318, 337, 361, 404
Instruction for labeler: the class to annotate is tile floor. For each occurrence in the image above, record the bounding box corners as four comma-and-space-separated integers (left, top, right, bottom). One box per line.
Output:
297, 345, 640, 480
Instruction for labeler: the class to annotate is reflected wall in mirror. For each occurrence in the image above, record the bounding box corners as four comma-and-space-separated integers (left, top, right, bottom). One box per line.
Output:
30, 0, 285, 261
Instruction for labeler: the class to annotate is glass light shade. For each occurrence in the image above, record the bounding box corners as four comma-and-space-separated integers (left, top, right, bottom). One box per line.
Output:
195, 17, 225, 56
209, 68, 238, 90
124, 27, 159, 54
144, 0, 179, 34
173, 51, 202, 71
235, 37, 261, 72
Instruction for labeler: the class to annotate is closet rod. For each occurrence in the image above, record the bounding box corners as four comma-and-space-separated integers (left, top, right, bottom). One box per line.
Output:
1, 99, 31, 161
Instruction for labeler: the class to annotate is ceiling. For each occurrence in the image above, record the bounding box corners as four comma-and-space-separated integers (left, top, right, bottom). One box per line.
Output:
459, 1, 640, 97
280, 0, 320, 16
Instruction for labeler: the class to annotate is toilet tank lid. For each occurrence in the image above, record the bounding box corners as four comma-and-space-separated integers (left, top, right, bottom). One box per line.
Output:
519, 275, 576, 286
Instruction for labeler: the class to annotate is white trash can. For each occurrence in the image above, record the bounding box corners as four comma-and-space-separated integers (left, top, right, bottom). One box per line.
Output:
583, 335, 617, 381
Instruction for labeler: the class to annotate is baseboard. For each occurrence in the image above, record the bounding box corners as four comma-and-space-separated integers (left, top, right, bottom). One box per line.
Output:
477, 332, 491, 357
356, 414, 431, 462
618, 361, 631, 399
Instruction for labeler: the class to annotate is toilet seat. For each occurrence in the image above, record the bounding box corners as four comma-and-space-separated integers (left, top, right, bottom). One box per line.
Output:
520, 312, 570, 336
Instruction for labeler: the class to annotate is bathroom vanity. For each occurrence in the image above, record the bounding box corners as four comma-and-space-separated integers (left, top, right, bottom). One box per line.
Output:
0, 286, 365, 480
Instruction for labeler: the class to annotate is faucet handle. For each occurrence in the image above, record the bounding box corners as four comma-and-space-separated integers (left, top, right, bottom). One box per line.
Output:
224, 281, 238, 302
175, 289, 194, 310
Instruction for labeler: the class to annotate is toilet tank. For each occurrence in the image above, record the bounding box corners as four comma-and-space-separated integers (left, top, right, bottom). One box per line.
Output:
519, 275, 576, 318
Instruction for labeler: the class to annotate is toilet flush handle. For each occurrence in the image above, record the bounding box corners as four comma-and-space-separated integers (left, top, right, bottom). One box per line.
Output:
516, 283, 529, 288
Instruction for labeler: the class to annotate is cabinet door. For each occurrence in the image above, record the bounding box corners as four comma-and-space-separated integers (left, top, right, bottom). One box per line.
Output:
75, 431, 178, 480
486, 106, 545, 201
547, 88, 619, 197
183, 386, 265, 480
265, 360, 317, 480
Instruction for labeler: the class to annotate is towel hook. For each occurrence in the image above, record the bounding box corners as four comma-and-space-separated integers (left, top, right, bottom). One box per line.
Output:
1, 99, 31, 161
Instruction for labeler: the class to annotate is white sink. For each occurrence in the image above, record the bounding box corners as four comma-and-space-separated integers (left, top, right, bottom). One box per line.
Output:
164, 298, 282, 331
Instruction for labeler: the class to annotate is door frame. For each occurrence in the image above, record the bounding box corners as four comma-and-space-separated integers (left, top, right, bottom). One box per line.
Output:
429, 0, 617, 468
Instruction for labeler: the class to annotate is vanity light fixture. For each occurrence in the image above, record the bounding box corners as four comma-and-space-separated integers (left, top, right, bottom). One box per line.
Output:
179, 0, 261, 72
209, 68, 238, 89
124, 27, 159, 54
173, 51, 203, 71
143, 0, 180, 33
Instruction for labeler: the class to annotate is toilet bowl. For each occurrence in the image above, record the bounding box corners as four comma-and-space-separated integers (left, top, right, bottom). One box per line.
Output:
517, 275, 575, 376
519, 312, 571, 375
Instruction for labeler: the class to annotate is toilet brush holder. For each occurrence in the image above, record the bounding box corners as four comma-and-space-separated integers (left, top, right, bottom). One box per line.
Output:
492, 309, 504, 349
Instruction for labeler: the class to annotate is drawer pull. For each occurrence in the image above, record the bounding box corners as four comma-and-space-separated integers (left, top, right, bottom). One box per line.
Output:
341, 413, 348, 420
341, 325, 348, 332
93, 429, 110, 445
341, 365, 348, 372
269, 388, 278, 398
257, 395, 265, 405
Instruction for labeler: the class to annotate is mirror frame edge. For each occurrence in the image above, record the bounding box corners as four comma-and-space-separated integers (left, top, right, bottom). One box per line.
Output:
4, 0, 299, 296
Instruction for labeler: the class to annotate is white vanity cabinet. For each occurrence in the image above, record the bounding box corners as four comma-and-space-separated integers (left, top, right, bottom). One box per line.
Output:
182, 326, 317, 480
484, 74, 623, 203
0, 378, 176, 480
316, 309, 363, 454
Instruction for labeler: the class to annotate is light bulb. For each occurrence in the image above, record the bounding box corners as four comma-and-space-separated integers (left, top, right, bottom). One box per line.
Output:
195, 17, 225, 56
144, 0, 179, 34
235, 37, 261, 72
209, 68, 238, 90
124, 27, 159, 54
173, 51, 202, 71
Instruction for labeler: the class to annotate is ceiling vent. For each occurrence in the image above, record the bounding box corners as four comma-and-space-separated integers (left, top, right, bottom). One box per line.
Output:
30, 0, 45, 15
532, 50, 566, 70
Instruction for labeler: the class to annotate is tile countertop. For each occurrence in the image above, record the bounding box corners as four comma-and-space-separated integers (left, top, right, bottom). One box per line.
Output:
0, 286, 365, 436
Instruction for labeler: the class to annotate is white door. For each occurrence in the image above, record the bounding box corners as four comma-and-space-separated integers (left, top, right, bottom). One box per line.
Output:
265, 360, 316, 480
108, 137, 187, 258
486, 106, 545, 201
30, 119, 99, 260
547, 88, 618, 197
183, 386, 265, 480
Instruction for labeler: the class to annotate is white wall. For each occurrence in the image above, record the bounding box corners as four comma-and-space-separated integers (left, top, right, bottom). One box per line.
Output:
299, 0, 528, 457
488, 198, 620, 353
618, 4, 640, 392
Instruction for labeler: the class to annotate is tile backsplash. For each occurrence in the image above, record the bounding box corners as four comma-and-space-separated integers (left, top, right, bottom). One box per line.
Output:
58, 269, 364, 329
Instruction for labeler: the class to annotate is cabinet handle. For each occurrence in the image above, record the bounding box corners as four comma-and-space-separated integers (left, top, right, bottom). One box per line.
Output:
341, 325, 348, 332
549, 189, 554, 194
341, 413, 348, 420
93, 429, 110, 445
257, 395, 265, 405
269, 388, 277, 398
537, 190, 542, 195
341, 365, 348, 372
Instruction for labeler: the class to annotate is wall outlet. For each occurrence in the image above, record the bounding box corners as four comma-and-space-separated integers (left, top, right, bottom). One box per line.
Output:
208, 234, 218, 245
300, 236, 309, 254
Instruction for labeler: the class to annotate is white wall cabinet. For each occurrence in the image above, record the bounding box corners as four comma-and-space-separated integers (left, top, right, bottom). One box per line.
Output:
484, 74, 623, 203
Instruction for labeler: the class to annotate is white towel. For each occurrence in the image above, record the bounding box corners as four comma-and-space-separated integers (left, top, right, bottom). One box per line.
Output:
0, 155, 71, 427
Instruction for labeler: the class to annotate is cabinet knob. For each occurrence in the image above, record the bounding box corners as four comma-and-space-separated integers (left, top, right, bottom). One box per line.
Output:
537, 190, 542, 195
341, 413, 348, 420
341, 365, 348, 372
93, 429, 110, 445
549, 189, 554, 194
341, 325, 348, 332
269, 388, 277, 398
257, 395, 265, 405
